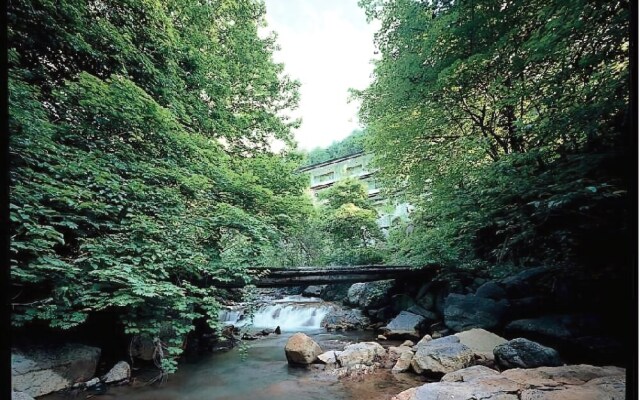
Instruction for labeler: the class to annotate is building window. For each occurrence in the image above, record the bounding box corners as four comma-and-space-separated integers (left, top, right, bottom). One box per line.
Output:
346, 164, 363, 175
314, 171, 334, 184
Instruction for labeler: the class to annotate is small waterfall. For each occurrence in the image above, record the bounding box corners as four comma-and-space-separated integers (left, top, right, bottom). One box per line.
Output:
220, 296, 337, 331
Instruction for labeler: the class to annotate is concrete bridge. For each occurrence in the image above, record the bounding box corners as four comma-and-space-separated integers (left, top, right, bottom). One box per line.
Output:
219, 265, 440, 287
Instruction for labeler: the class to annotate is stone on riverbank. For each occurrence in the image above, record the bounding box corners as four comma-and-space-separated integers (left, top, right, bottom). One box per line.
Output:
12, 343, 101, 397
382, 311, 425, 339
322, 308, 370, 331
392, 364, 625, 400
337, 342, 385, 368
317, 350, 342, 365
494, 338, 562, 369
12, 391, 35, 400
410, 335, 474, 375
346, 280, 395, 309
454, 328, 507, 361
392, 351, 414, 374
284, 333, 322, 365
101, 361, 130, 383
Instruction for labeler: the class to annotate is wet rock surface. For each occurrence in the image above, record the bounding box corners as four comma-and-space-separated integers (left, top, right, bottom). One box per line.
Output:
410, 335, 475, 375
382, 311, 425, 339
392, 364, 625, 400
337, 342, 386, 368
494, 338, 563, 369
444, 293, 510, 332
454, 328, 507, 361
12, 343, 101, 397
284, 332, 322, 365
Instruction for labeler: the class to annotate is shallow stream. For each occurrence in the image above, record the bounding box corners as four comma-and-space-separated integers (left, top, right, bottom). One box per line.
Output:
44, 296, 424, 400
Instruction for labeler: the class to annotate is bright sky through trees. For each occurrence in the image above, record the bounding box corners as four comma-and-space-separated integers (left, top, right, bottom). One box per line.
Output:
263, 0, 378, 150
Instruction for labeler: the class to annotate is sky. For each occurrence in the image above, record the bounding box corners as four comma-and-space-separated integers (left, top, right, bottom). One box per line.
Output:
262, 0, 379, 151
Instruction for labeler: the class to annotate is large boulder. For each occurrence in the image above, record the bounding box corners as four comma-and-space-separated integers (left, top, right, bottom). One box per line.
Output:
454, 328, 507, 361
284, 333, 322, 365
494, 338, 563, 369
321, 308, 370, 331
505, 313, 604, 341
321, 284, 351, 302
410, 335, 474, 375
475, 281, 507, 300
11, 344, 101, 397
346, 280, 394, 309
392, 364, 625, 400
499, 267, 551, 297
337, 342, 385, 368
444, 293, 509, 332
405, 305, 439, 322
382, 311, 425, 339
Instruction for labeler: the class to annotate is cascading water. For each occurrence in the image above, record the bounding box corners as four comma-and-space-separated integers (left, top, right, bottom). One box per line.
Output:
220, 295, 338, 331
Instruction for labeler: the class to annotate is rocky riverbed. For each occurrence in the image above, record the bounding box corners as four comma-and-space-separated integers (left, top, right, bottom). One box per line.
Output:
283, 329, 626, 399
13, 267, 630, 399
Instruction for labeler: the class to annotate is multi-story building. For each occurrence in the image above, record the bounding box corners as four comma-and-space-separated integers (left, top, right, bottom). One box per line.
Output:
298, 152, 412, 229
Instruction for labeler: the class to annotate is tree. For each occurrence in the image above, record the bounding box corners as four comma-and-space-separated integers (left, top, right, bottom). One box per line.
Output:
356, 0, 630, 271
9, 0, 307, 373
317, 179, 385, 265
304, 129, 367, 165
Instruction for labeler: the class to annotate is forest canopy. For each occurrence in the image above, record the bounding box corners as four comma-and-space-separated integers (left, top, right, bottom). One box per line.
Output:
9, 0, 309, 373
356, 0, 630, 273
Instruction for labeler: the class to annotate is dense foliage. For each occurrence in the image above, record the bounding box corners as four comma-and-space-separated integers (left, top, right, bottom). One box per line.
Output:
303, 129, 367, 166
317, 179, 386, 265
9, 0, 310, 373
357, 0, 630, 273
264, 178, 387, 267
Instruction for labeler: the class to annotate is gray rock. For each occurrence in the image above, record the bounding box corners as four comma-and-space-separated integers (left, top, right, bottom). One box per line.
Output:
337, 342, 385, 368
415, 334, 432, 347
454, 328, 507, 361
441, 365, 500, 382
321, 284, 351, 302
302, 285, 326, 297
475, 281, 507, 300
12, 391, 35, 400
101, 361, 130, 383
317, 350, 342, 364
494, 338, 562, 369
284, 332, 322, 365
346, 280, 394, 309
321, 308, 370, 331
392, 365, 626, 400
382, 311, 425, 339
388, 346, 413, 360
406, 305, 439, 322
410, 336, 474, 375
12, 343, 101, 397
444, 293, 509, 332
84, 378, 100, 387
505, 313, 604, 341
392, 351, 414, 373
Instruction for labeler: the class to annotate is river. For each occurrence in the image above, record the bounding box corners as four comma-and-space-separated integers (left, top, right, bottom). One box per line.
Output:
44, 296, 424, 400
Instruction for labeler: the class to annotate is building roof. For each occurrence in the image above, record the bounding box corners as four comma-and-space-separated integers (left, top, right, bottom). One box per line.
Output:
297, 151, 366, 172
